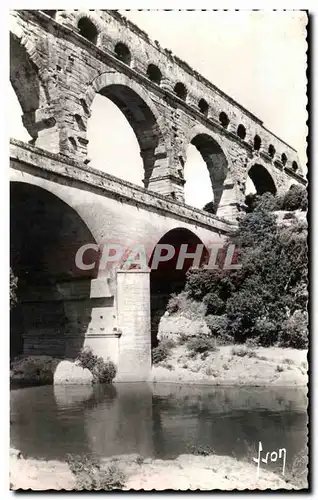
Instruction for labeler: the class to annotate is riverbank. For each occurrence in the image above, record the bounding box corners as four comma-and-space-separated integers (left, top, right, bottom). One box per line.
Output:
10, 345, 308, 388
151, 345, 308, 386
10, 448, 304, 491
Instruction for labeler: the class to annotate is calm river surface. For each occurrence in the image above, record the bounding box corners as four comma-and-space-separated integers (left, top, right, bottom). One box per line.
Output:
10, 383, 307, 473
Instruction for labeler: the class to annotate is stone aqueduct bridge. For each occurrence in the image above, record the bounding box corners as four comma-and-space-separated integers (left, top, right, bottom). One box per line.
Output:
10, 10, 306, 380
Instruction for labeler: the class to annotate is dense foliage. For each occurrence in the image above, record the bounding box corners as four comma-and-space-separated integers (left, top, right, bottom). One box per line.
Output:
185, 207, 308, 348
202, 201, 216, 214
245, 186, 307, 213
77, 347, 116, 383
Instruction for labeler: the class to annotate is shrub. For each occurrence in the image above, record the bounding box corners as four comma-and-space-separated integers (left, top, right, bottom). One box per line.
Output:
203, 293, 225, 315
202, 201, 216, 214
152, 339, 174, 364
66, 454, 125, 491
281, 185, 308, 211
276, 365, 284, 373
231, 346, 257, 358
77, 347, 116, 384
283, 212, 296, 220
254, 318, 278, 347
10, 355, 60, 385
278, 310, 308, 349
187, 444, 215, 456
245, 192, 280, 213
92, 358, 116, 384
205, 315, 231, 344
186, 337, 218, 355
77, 347, 98, 373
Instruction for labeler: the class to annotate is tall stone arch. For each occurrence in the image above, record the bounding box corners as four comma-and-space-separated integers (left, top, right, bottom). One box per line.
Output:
246, 162, 277, 196
83, 71, 169, 192
181, 125, 237, 220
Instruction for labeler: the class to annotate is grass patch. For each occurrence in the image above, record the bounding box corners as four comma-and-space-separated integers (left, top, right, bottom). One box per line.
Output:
283, 358, 295, 366
66, 453, 126, 491
275, 364, 284, 373
187, 444, 215, 456
231, 347, 257, 358
186, 337, 219, 355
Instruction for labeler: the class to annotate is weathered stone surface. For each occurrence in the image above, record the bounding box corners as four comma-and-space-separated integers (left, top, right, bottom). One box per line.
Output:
9, 10, 307, 382
10, 9, 306, 221
53, 360, 93, 385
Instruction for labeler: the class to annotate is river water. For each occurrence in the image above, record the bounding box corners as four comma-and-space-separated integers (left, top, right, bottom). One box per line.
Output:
10, 383, 307, 474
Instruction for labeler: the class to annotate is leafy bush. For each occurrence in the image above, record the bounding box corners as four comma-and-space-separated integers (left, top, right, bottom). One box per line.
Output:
205, 315, 231, 343
10, 355, 60, 385
280, 185, 308, 211
202, 201, 216, 214
186, 337, 218, 354
92, 358, 116, 384
278, 311, 308, 349
187, 444, 215, 456
66, 454, 126, 491
231, 347, 257, 358
245, 192, 280, 213
166, 291, 207, 317
276, 365, 284, 373
203, 292, 225, 315
77, 347, 98, 372
77, 347, 116, 383
152, 338, 175, 364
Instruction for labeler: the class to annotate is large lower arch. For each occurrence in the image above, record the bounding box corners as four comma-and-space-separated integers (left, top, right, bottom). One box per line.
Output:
247, 163, 277, 196
84, 72, 168, 188
10, 182, 99, 359
149, 228, 208, 348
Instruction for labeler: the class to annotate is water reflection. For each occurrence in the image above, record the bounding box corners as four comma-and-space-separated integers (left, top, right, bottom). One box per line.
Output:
10, 383, 307, 473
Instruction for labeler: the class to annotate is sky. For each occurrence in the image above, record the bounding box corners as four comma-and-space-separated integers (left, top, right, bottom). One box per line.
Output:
9, 10, 307, 208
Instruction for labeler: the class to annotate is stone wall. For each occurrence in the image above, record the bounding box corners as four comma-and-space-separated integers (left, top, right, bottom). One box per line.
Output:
10, 10, 306, 221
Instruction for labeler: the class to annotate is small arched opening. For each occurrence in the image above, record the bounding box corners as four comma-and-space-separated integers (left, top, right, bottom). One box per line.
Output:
237, 124, 246, 140
268, 144, 276, 159
198, 98, 209, 116
149, 228, 208, 348
174, 82, 187, 100
292, 161, 299, 172
254, 135, 261, 151
219, 112, 230, 129
78, 17, 98, 44
147, 64, 162, 85
281, 153, 288, 166
114, 42, 131, 66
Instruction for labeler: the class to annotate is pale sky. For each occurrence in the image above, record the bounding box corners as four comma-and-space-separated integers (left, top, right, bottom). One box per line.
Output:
10, 10, 307, 208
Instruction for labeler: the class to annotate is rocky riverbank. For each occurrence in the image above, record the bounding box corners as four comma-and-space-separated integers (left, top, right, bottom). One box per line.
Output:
10, 449, 304, 491
151, 345, 308, 387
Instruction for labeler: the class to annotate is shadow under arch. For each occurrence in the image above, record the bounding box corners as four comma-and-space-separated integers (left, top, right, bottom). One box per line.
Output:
247, 163, 277, 196
186, 133, 228, 212
85, 72, 167, 188
10, 182, 99, 360
148, 228, 208, 348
